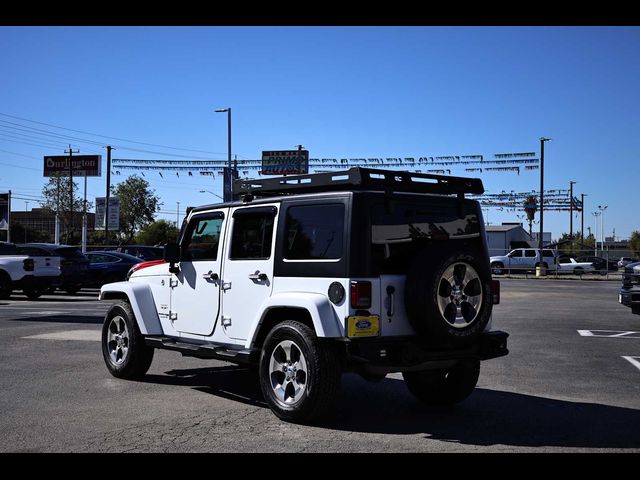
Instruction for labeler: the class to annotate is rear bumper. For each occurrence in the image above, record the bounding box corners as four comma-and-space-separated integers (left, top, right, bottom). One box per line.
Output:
14, 275, 61, 290
341, 330, 509, 375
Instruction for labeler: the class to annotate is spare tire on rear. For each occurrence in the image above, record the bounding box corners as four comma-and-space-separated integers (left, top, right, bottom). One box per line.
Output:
404, 248, 493, 345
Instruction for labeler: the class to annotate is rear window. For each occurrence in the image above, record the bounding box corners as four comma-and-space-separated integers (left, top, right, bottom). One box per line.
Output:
54, 247, 86, 259
370, 198, 481, 275
0, 243, 17, 255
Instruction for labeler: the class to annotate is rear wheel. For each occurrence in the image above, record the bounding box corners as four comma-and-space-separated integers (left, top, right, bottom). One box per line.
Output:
259, 321, 341, 423
0, 273, 12, 300
490, 262, 505, 275
101, 301, 154, 379
403, 360, 480, 406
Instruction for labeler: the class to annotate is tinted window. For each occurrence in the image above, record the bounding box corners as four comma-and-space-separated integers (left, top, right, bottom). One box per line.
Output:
54, 247, 85, 259
182, 215, 224, 261
0, 243, 17, 255
16, 246, 49, 256
230, 211, 275, 260
524, 250, 537, 257
509, 250, 523, 258
284, 205, 344, 260
370, 199, 480, 274
88, 254, 119, 264
542, 250, 555, 257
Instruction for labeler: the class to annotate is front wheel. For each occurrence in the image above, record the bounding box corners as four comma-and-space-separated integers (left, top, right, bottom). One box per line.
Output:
403, 360, 480, 406
0, 273, 13, 300
23, 287, 44, 299
259, 321, 341, 423
101, 301, 154, 379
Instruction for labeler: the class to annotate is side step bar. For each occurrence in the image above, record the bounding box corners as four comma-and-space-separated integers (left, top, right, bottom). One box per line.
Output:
145, 336, 258, 364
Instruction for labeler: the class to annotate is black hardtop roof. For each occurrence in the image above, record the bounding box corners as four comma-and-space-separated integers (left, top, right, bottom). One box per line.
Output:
233, 167, 484, 199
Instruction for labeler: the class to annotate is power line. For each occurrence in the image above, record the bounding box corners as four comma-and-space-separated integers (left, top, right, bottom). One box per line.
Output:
0, 112, 248, 158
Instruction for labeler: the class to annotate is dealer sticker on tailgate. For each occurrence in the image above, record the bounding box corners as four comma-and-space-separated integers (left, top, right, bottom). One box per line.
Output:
347, 315, 380, 337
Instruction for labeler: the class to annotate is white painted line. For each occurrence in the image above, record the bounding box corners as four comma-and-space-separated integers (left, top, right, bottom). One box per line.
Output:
22, 330, 100, 341
577, 330, 640, 338
622, 356, 640, 372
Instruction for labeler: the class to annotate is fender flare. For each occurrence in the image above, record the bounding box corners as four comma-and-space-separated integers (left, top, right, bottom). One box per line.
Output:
99, 281, 163, 335
246, 292, 344, 348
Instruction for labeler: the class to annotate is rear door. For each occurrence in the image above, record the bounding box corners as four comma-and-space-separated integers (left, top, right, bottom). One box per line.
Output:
220, 205, 278, 341
170, 209, 227, 336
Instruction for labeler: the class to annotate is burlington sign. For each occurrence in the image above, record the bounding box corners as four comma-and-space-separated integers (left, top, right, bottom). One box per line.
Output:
43, 155, 102, 177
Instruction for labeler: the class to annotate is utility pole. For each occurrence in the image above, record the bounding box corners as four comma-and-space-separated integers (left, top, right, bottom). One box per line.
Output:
592, 211, 601, 256
569, 181, 576, 240
176, 201, 180, 227
105, 145, 113, 244
581, 193, 587, 243
65, 145, 79, 243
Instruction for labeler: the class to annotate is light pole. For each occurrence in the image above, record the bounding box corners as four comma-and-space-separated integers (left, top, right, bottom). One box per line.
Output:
199, 190, 224, 200
215, 108, 232, 202
538, 137, 552, 256
24, 201, 29, 243
592, 211, 601, 256
598, 205, 608, 253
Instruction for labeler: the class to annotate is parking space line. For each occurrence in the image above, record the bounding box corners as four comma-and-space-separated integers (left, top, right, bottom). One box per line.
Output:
22, 330, 100, 341
578, 330, 640, 338
622, 356, 640, 372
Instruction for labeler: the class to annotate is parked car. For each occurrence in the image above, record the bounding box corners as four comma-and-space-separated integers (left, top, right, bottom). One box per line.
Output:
617, 257, 637, 270
84, 251, 144, 288
490, 248, 558, 275
103, 245, 164, 261
575, 256, 617, 274
619, 261, 640, 315
0, 242, 62, 299
557, 257, 596, 275
17, 243, 89, 294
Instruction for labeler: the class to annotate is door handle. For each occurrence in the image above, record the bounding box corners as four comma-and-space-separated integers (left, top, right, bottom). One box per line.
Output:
248, 271, 268, 281
202, 271, 219, 281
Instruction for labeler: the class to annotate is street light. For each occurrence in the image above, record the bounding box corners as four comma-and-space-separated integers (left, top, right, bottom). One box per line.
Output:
538, 137, 552, 252
569, 180, 576, 240
598, 205, 608, 253
215, 107, 232, 202
592, 211, 601, 256
199, 190, 224, 200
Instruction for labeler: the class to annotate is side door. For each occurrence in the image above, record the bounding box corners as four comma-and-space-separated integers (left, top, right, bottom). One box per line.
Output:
507, 249, 523, 271
542, 249, 558, 270
523, 249, 538, 270
170, 210, 227, 336
220, 205, 278, 341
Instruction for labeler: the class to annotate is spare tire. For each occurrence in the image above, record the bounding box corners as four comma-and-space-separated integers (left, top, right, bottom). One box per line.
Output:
405, 248, 493, 345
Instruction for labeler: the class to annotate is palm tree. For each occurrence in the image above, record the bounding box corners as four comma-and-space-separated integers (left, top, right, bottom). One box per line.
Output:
523, 195, 538, 237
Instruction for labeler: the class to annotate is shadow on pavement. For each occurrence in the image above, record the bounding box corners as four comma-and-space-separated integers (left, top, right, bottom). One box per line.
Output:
7, 315, 104, 324
142, 367, 640, 449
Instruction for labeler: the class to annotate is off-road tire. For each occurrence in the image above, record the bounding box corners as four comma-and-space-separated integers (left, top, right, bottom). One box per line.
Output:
403, 360, 480, 406
23, 287, 44, 299
259, 320, 341, 423
405, 248, 493, 345
0, 272, 12, 300
101, 301, 154, 379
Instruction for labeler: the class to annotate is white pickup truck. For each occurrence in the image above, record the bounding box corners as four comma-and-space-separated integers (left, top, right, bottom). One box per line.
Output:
0, 242, 62, 299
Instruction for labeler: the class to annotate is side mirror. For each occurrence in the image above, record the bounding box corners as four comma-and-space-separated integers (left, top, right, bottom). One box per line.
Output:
163, 242, 181, 274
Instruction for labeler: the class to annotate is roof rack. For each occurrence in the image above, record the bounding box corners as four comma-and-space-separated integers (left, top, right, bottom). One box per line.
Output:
233, 167, 484, 199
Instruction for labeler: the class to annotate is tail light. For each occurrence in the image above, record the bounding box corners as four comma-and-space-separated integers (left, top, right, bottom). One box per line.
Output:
350, 281, 372, 309
490, 279, 500, 305
23, 258, 34, 272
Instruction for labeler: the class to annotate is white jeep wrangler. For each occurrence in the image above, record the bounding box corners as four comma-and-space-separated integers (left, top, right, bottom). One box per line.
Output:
99, 168, 508, 422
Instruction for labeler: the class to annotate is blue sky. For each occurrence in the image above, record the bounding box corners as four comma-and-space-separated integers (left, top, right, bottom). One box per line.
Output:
0, 26, 638, 241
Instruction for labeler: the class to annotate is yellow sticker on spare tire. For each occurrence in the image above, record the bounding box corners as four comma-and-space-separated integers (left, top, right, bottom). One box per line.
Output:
347, 315, 380, 337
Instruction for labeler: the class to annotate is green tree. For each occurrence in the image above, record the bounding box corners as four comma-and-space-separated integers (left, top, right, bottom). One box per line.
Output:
40, 173, 93, 243
111, 175, 161, 243
630, 231, 640, 258
556, 231, 595, 256
134, 220, 179, 246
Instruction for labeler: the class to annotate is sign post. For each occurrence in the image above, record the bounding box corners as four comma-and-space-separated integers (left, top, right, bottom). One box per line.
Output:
261, 148, 309, 175
0, 191, 10, 242
95, 197, 119, 231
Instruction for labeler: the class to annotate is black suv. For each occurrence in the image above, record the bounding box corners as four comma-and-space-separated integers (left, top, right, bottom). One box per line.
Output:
18, 243, 89, 294
619, 261, 640, 315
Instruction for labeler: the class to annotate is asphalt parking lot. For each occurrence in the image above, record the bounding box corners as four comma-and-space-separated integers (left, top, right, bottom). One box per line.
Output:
0, 279, 639, 453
